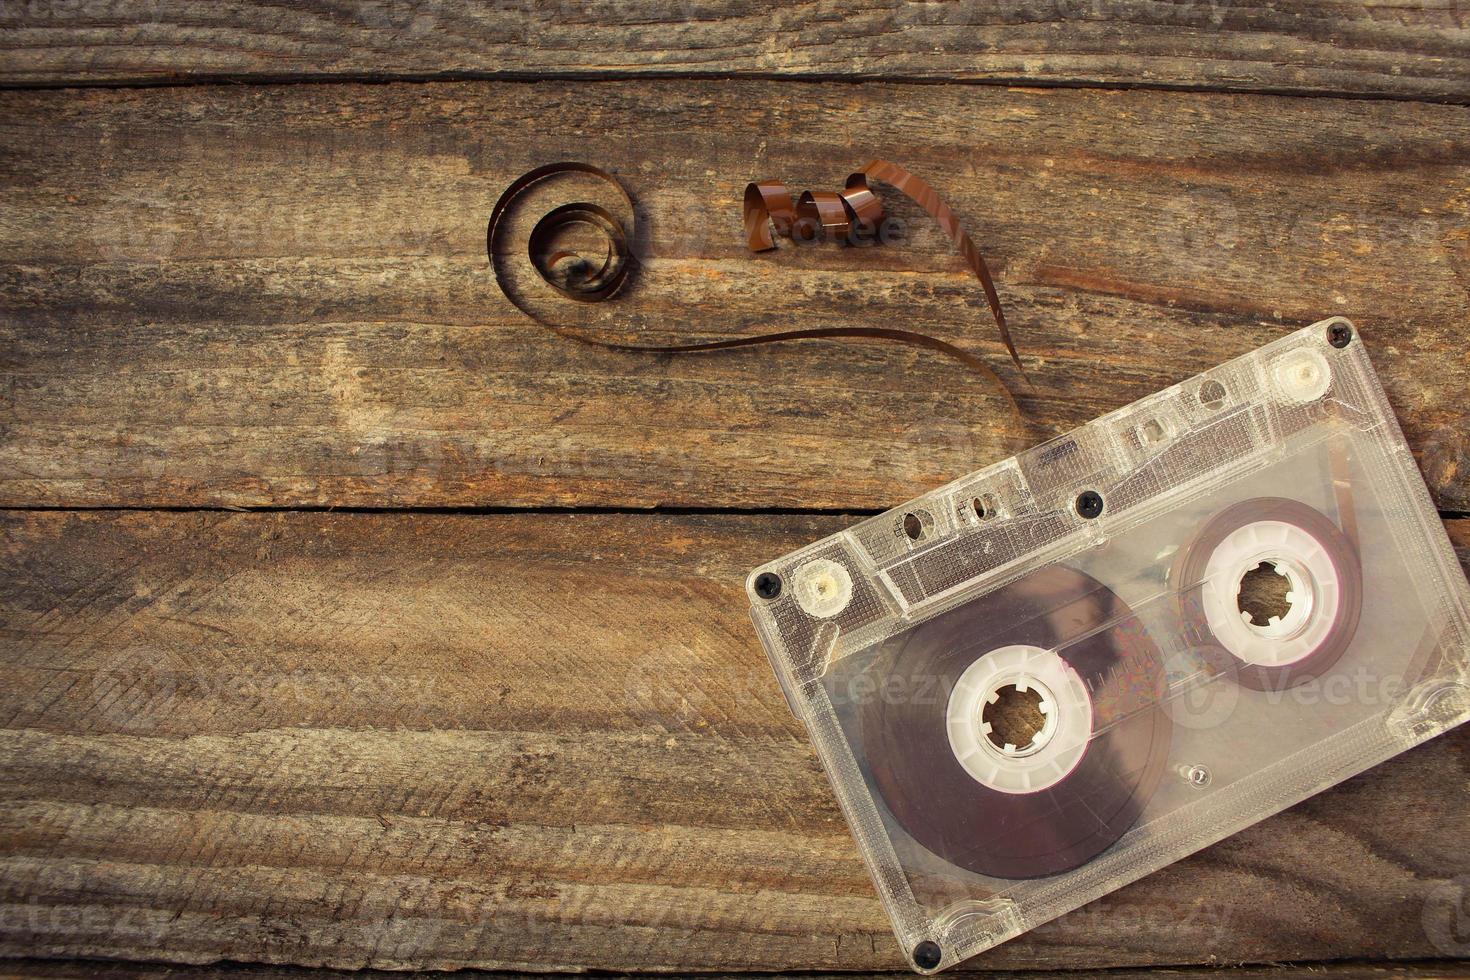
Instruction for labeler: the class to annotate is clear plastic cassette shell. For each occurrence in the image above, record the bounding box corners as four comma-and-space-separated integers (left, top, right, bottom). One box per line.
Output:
746, 318, 1470, 972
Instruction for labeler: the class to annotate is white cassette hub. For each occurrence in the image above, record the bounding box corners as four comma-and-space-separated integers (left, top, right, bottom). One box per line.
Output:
946, 645, 1092, 795
1200, 519, 1340, 668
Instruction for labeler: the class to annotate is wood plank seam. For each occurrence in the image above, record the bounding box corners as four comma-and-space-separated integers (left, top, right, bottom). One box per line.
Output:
1, 1, 1468, 103
1, 73, 1468, 110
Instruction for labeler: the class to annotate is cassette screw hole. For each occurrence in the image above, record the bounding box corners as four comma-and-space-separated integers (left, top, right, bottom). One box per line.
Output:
1186, 764, 1211, 788
972, 495, 994, 520
1327, 321, 1353, 348
1237, 560, 1294, 627
1198, 379, 1227, 410
913, 941, 943, 970
1076, 490, 1104, 519
754, 572, 782, 601
903, 512, 924, 540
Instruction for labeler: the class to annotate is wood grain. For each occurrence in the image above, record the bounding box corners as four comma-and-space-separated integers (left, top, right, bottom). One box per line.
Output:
2, 510, 1468, 972
2, 80, 1468, 512
5, 961, 1470, 980
0, 1, 1468, 101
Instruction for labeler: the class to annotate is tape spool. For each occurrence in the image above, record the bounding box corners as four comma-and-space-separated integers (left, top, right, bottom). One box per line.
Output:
945, 643, 1092, 795
1174, 497, 1363, 692
859, 566, 1171, 879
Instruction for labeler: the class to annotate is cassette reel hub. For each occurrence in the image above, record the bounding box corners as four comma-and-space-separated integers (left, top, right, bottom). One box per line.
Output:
862, 566, 1172, 880
1177, 497, 1362, 690
946, 644, 1091, 794
1202, 519, 1338, 666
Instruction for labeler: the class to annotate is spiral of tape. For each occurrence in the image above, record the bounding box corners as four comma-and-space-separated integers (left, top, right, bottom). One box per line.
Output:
487, 160, 1025, 418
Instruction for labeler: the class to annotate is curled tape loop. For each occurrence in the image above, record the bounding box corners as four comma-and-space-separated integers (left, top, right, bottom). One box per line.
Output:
488, 160, 1025, 419
745, 161, 1020, 377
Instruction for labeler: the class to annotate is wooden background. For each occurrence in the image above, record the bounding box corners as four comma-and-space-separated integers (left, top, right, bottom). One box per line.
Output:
1, 2, 1469, 978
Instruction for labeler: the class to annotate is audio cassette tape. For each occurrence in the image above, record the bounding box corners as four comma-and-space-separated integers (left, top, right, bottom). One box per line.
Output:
746, 318, 1470, 972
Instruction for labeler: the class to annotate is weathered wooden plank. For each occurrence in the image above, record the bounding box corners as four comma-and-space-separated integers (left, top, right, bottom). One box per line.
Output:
1, 511, 1468, 972
0, 1, 1467, 101
1, 81, 1467, 512
4, 961, 1470, 980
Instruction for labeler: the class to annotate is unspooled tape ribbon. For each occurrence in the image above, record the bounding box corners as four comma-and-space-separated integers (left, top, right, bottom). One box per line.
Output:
486, 160, 1024, 418
743, 160, 1021, 377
